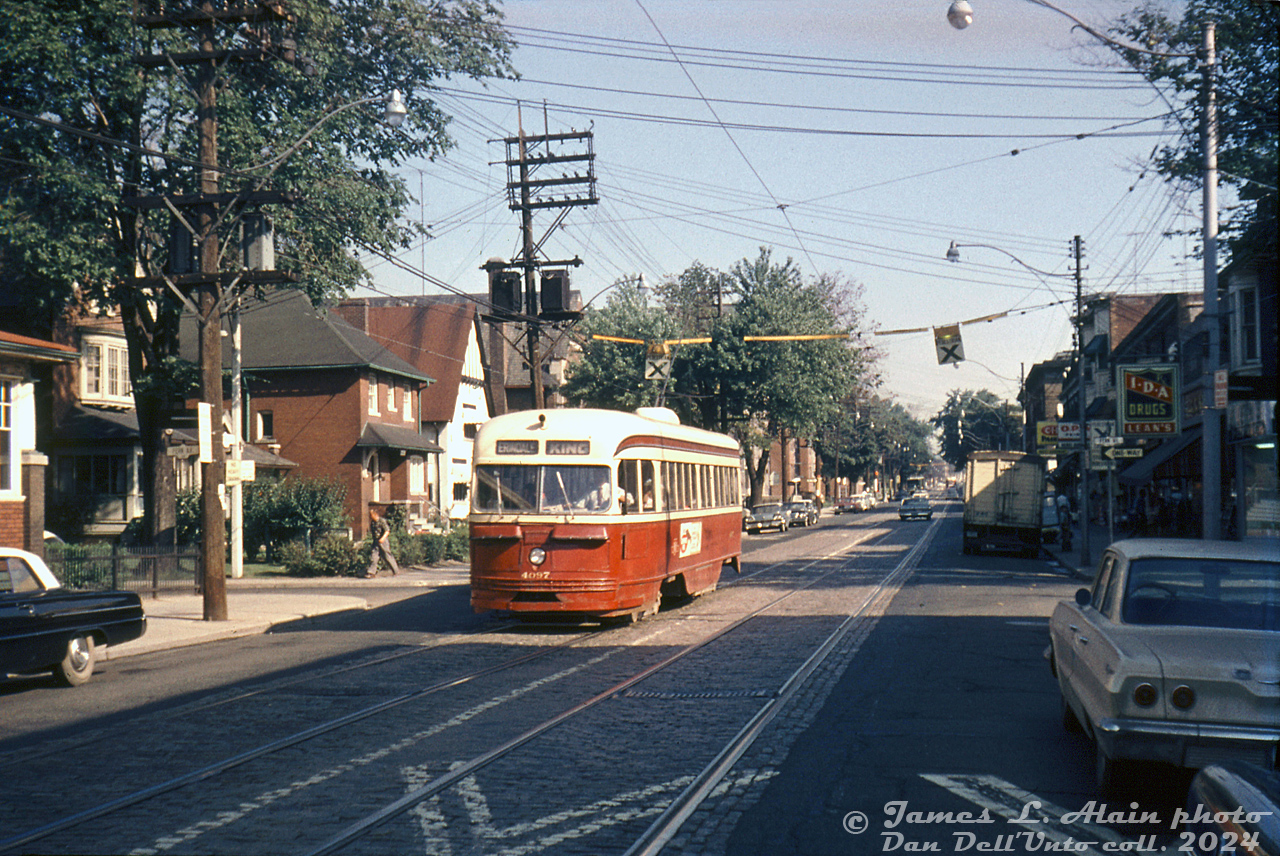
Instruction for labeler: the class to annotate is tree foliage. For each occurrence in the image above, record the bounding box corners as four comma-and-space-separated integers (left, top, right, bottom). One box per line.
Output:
931, 389, 1023, 471
815, 395, 934, 491
0, 0, 515, 539
564, 248, 877, 503
1109, 0, 1278, 264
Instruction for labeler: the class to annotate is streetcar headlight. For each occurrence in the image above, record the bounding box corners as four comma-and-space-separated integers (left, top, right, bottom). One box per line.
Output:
528, 547, 547, 566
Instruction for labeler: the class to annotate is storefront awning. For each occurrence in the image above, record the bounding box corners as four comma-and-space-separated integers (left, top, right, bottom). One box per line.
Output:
1118, 428, 1202, 486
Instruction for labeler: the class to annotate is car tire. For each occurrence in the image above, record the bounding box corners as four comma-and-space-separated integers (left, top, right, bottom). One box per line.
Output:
1095, 744, 1138, 798
1061, 696, 1084, 734
54, 634, 96, 687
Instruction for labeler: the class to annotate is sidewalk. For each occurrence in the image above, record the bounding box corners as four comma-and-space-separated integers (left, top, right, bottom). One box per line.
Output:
1042, 519, 1115, 581
103, 564, 468, 661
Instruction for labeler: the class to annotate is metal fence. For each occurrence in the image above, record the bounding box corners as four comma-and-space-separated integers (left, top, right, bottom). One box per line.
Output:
45, 545, 202, 597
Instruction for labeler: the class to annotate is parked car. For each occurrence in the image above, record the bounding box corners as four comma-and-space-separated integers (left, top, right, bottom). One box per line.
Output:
744, 503, 789, 534
832, 496, 857, 514
1048, 539, 1279, 796
786, 499, 818, 527
853, 492, 877, 511
1, 547, 146, 686
1182, 762, 1279, 856
898, 496, 933, 520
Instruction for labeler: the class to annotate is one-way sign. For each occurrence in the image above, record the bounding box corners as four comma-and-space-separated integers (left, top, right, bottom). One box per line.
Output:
1104, 447, 1144, 460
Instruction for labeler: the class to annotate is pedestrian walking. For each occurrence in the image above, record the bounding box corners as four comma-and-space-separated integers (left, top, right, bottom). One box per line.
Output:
364, 507, 399, 578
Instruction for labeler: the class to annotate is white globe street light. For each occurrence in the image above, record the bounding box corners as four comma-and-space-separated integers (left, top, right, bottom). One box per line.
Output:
947, 0, 974, 30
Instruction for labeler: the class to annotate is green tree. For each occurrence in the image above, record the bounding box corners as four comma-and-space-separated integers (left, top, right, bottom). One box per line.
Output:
560, 277, 680, 412
931, 389, 1022, 471
1109, 0, 1277, 264
818, 395, 933, 492
0, 0, 515, 541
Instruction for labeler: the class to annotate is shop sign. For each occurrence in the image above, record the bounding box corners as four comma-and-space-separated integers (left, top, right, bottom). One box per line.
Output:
1117, 364, 1180, 437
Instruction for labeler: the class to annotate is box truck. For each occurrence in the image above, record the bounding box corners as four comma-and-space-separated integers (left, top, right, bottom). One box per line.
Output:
963, 451, 1047, 556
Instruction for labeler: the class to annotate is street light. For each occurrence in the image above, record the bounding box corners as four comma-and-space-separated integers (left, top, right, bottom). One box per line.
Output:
947, 237, 1091, 565
947, 1, 1222, 541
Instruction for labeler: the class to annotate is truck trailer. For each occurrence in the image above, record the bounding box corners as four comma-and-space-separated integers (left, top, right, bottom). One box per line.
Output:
962, 451, 1047, 557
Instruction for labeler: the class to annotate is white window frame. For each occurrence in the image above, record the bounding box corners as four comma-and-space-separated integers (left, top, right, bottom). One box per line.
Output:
367, 375, 379, 415
0, 379, 13, 495
386, 378, 396, 411
81, 335, 132, 406
1232, 284, 1261, 368
402, 384, 414, 422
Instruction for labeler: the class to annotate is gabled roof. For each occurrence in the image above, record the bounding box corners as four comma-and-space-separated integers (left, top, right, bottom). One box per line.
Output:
332, 296, 480, 422
181, 290, 434, 385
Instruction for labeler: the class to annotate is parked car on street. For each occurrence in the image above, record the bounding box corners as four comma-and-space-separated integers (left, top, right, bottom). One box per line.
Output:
744, 503, 789, 534
898, 496, 933, 520
854, 492, 877, 511
832, 496, 857, 514
786, 499, 818, 527
1048, 539, 1279, 796
1, 547, 146, 686
1182, 762, 1279, 856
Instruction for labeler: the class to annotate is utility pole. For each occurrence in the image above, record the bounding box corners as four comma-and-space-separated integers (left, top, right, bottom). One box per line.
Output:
132, 0, 297, 620
1200, 22, 1222, 541
487, 115, 597, 409
1073, 235, 1091, 568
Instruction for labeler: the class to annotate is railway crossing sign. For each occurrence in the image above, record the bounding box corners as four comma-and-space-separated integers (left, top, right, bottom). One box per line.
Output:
934, 325, 964, 365
644, 355, 671, 380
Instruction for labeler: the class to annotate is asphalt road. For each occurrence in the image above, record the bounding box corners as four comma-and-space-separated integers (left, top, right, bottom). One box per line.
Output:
2, 502, 1197, 855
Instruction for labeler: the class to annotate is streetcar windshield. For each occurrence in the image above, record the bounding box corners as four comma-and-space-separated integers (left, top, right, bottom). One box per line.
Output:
474, 464, 614, 514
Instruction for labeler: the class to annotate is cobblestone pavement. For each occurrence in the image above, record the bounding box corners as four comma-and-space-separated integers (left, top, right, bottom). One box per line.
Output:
5, 510, 939, 856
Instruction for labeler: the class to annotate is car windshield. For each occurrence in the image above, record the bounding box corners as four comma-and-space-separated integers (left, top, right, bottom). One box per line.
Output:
1121, 557, 1280, 630
474, 464, 613, 514
903, 498, 928, 507
752, 504, 782, 515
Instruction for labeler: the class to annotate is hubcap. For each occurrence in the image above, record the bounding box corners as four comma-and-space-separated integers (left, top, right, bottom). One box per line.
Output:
68, 637, 90, 671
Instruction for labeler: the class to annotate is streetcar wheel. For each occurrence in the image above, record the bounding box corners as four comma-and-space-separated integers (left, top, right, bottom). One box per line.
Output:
54, 634, 96, 687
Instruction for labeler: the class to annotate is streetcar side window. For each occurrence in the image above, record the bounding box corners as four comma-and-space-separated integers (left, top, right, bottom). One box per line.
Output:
701, 465, 712, 509
619, 459, 640, 513
641, 460, 656, 511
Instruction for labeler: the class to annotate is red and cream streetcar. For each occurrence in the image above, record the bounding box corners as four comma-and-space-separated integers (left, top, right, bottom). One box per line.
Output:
469, 407, 744, 621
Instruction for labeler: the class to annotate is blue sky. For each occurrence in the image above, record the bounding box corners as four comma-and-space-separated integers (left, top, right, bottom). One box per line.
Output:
361, 0, 1198, 418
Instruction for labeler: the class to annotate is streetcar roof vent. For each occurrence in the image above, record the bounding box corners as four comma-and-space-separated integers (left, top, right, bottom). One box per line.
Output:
635, 406, 680, 425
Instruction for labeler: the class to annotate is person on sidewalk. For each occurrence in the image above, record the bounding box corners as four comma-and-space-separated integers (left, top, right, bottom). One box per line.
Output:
364, 507, 399, 578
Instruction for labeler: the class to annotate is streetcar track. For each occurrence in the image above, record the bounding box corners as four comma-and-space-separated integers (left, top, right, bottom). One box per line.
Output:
302, 521, 924, 855
4, 519, 912, 855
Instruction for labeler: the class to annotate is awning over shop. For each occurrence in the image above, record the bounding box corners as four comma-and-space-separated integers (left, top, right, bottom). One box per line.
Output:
356, 422, 443, 454
1118, 428, 1202, 486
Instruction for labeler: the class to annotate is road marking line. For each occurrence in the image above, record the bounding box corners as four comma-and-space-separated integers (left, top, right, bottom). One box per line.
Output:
922, 773, 1132, 856
128, 627, 672, 854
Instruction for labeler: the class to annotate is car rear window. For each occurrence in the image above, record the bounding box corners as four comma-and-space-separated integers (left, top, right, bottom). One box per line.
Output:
1122, 557, 1280, 631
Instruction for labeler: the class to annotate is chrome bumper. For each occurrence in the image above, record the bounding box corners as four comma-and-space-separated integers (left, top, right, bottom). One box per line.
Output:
1097, 717, 1280, 768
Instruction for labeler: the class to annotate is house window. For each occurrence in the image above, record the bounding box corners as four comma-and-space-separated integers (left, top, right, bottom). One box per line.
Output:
81, 336, 132, 406
463, 423, 479, 440
386, 379, 396, 411
57, 453, 128, 497
453, 482, 469, 501
1235, 286, 1259, 365
256, 410, 274, 441
367, 375, 379, 415
0, 380, 12, 494
402, 386, 414, 422
409, 455, 425, 494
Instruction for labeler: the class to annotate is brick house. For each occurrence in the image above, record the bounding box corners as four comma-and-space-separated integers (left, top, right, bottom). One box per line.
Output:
332, 296, 494, 523
0, 330, 78, 554
188, 290, 440, 540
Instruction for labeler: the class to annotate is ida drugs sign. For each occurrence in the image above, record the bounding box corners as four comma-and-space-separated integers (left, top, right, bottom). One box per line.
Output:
1117, 364, 1180, 437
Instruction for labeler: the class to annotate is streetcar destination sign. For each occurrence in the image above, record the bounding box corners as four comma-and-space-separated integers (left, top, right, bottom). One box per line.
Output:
1117, 364, 1180, 437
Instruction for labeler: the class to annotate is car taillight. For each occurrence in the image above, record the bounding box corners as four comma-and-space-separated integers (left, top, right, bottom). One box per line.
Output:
1132, 683, 1157, 707
1170, 685, 1196, 710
